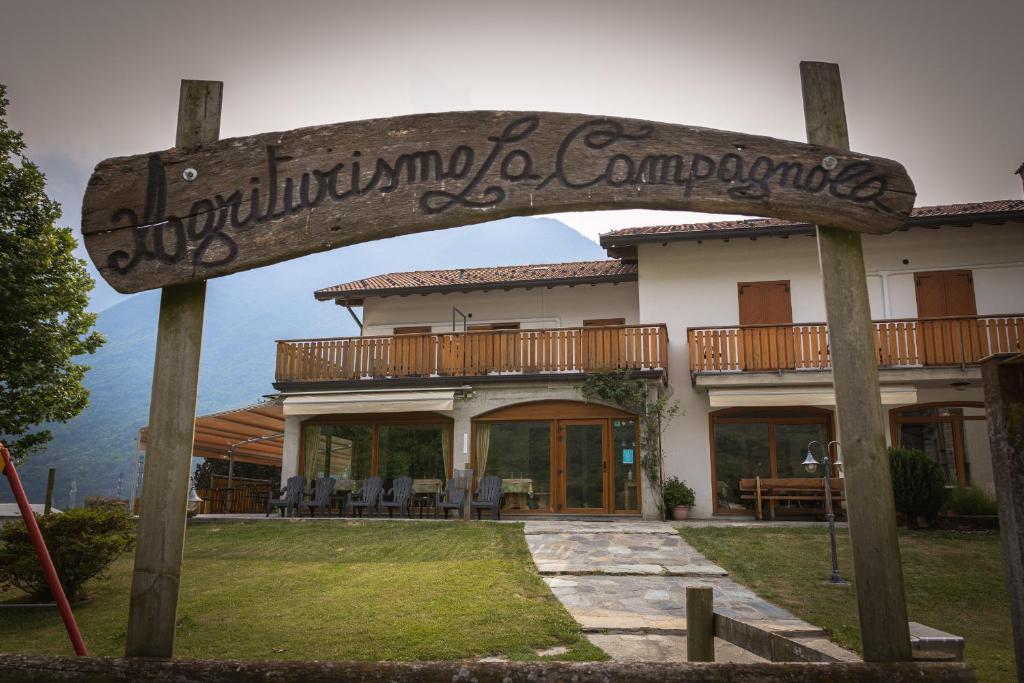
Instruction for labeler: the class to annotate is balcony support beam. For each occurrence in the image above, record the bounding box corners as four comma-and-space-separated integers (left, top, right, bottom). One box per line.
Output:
802, 61, 912, 662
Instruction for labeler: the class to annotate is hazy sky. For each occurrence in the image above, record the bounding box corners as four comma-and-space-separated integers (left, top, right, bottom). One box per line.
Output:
2, 0, 1021, 308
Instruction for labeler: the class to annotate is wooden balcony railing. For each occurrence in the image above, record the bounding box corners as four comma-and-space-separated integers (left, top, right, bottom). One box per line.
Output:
688, 314, 1024, 373
276, 324, 669, 383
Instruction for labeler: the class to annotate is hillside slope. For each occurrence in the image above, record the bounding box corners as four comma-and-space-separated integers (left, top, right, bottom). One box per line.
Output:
6, 217, 606, 504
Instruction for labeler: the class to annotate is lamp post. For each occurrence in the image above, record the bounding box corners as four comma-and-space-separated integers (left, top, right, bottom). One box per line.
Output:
803, 440, 846, 584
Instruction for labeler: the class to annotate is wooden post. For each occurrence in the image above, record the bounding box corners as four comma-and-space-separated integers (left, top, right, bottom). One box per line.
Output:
124, 80, 221, 659
686, 586, 715, 662
44, 468, 55, 515
980, 353, 1024, 682
800, 61, 911, 662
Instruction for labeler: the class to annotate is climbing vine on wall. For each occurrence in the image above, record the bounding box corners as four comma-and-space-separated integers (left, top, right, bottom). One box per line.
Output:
580, 368, 680, 517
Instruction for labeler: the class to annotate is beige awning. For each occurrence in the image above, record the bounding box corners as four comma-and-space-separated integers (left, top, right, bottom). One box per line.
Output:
707, 384, 917, 408
281, 390, 455, 416
138, 402, 284, 467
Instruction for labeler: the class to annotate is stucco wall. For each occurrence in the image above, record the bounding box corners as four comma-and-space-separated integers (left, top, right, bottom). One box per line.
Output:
360, 280, 640, 336
637, 223, 1022, 517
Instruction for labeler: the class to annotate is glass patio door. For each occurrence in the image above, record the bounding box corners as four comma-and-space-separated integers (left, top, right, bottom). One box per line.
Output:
560, 420, 607, 512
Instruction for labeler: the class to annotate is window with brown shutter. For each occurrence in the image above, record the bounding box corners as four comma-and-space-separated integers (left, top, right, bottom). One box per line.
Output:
737, 281, 793, 325
468, 321, 521, 331
914, 270, 977, 318
393, 325, 431, 335
582, 318, 626, 327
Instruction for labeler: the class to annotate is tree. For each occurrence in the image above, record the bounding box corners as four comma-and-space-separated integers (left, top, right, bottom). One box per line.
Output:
0, 84, 104, 458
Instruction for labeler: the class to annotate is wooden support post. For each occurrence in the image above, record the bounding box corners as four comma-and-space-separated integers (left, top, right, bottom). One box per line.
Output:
686, 586, 715, 662
800, 62, 911, 662
44, 468, 55, 515
980, 354, 1024, 682
124, 80, 221, 659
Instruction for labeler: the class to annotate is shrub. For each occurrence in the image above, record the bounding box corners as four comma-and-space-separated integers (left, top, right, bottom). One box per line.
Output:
888, 447, 947, 521
946, 485, 998, 516
0, 506, 135, 602
663, 476, 696, 508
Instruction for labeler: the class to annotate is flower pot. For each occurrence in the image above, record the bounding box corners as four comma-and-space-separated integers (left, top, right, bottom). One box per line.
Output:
672, 505, 690, 521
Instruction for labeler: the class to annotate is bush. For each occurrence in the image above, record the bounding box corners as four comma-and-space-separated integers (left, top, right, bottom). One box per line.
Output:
663, 476, 696, 508
888, 447, 947, 521
0, 506, 135, 602
946, 485, 998, 516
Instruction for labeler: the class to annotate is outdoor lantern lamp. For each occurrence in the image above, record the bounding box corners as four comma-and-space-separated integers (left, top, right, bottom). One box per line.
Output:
805, 440, 846, 585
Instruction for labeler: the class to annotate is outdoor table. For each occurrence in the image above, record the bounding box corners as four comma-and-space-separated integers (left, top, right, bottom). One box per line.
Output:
501, 478, 533, 511
411, 479, 442, 518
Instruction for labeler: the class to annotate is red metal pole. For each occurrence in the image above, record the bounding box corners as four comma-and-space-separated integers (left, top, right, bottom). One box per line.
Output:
0, 443, 88, 656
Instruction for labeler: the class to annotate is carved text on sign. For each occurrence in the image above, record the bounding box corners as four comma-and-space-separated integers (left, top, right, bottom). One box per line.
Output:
82, 112, 915, 292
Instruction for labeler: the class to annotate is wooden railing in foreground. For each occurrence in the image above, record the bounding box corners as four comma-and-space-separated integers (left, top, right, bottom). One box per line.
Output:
689, 314, 1024, 373
276, 324, 668, 383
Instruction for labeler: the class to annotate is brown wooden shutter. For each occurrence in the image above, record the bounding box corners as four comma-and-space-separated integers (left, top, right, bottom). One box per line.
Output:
393, 325, 431, 335
914, 270, 977, 318
582, 318, 626, 327
468, 321, 521, 330
737, 281, 793, 325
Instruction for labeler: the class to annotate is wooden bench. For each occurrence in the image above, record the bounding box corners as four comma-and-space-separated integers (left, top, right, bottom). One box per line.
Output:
739, 477, 846, 521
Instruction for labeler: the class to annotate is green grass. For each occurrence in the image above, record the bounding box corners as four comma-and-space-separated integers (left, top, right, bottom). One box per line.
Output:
679, 526, 1013, 683
0, 521, 604, 662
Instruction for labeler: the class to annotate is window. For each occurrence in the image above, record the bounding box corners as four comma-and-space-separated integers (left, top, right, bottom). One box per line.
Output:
583, 318, 626, 327
393, 325, 431, 335
891, 403, 989, 486
479, 421, 553, 512
710, 408, 832, 513
300, 416, 452, 491
468, 321, 521, 330
914, 270, 976, 318
737, 281, 793, 325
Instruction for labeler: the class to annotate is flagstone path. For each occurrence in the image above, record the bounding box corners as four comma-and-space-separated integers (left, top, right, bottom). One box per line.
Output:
524, 520, 858, 663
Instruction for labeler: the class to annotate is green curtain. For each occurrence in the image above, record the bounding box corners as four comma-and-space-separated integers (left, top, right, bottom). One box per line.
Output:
476, 423, 491, 481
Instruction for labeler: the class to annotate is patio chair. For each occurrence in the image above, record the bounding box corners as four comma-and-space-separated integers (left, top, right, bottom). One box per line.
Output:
379, 476, 414, 518
298, 476, 337, 517
472, 475, 503, 521
265, 475, 305, 517
343, 476, 383, 517
434, 478, 467, 519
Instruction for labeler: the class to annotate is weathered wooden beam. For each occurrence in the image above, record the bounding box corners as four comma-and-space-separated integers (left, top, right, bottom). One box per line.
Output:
687, 586, 715, 662
82, 111, 915, 293
801, 61, 912, 662
124, 80, 221, 659
713, 613, 837, 663
0, 654, 978, 682
980, 353, 1024, 682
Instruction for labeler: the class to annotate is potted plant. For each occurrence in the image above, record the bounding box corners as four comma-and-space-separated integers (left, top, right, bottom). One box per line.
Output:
663, 476, 696, 520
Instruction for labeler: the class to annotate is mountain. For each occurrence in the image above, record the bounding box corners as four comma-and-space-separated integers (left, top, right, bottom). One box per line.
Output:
5, 217, 605, 505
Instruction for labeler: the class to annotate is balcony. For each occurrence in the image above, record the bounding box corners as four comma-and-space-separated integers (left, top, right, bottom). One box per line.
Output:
688, 314, 1024, 374
276, 324, 669, 385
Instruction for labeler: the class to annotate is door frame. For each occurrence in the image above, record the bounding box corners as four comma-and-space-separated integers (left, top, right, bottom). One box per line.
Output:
557, 418, 610, 514
470, 400, 641, 515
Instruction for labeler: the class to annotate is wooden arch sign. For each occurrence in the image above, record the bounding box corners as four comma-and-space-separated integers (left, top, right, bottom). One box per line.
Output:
82, 111, 915, 293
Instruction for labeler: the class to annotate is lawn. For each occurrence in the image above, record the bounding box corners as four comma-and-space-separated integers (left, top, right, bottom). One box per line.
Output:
0, 521, 604, 662
679, 525, 1014, 683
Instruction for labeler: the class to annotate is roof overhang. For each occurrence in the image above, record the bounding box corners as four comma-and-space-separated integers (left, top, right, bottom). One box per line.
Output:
138, 402, 284, 467
316, 273, 638, 306
707, 384, 917, 408
599, 209, 1024, 249
281, 389, 456, 415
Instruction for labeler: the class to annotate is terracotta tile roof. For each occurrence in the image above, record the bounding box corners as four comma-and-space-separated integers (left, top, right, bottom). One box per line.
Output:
600, 199, 1024, 245
315, 260, 638, 302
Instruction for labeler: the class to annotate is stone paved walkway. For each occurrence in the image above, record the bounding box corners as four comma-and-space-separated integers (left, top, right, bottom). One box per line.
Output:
524, 520, 858, 663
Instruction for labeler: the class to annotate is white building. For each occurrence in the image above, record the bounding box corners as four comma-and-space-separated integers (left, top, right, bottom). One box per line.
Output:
265, 199, 1023, 519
